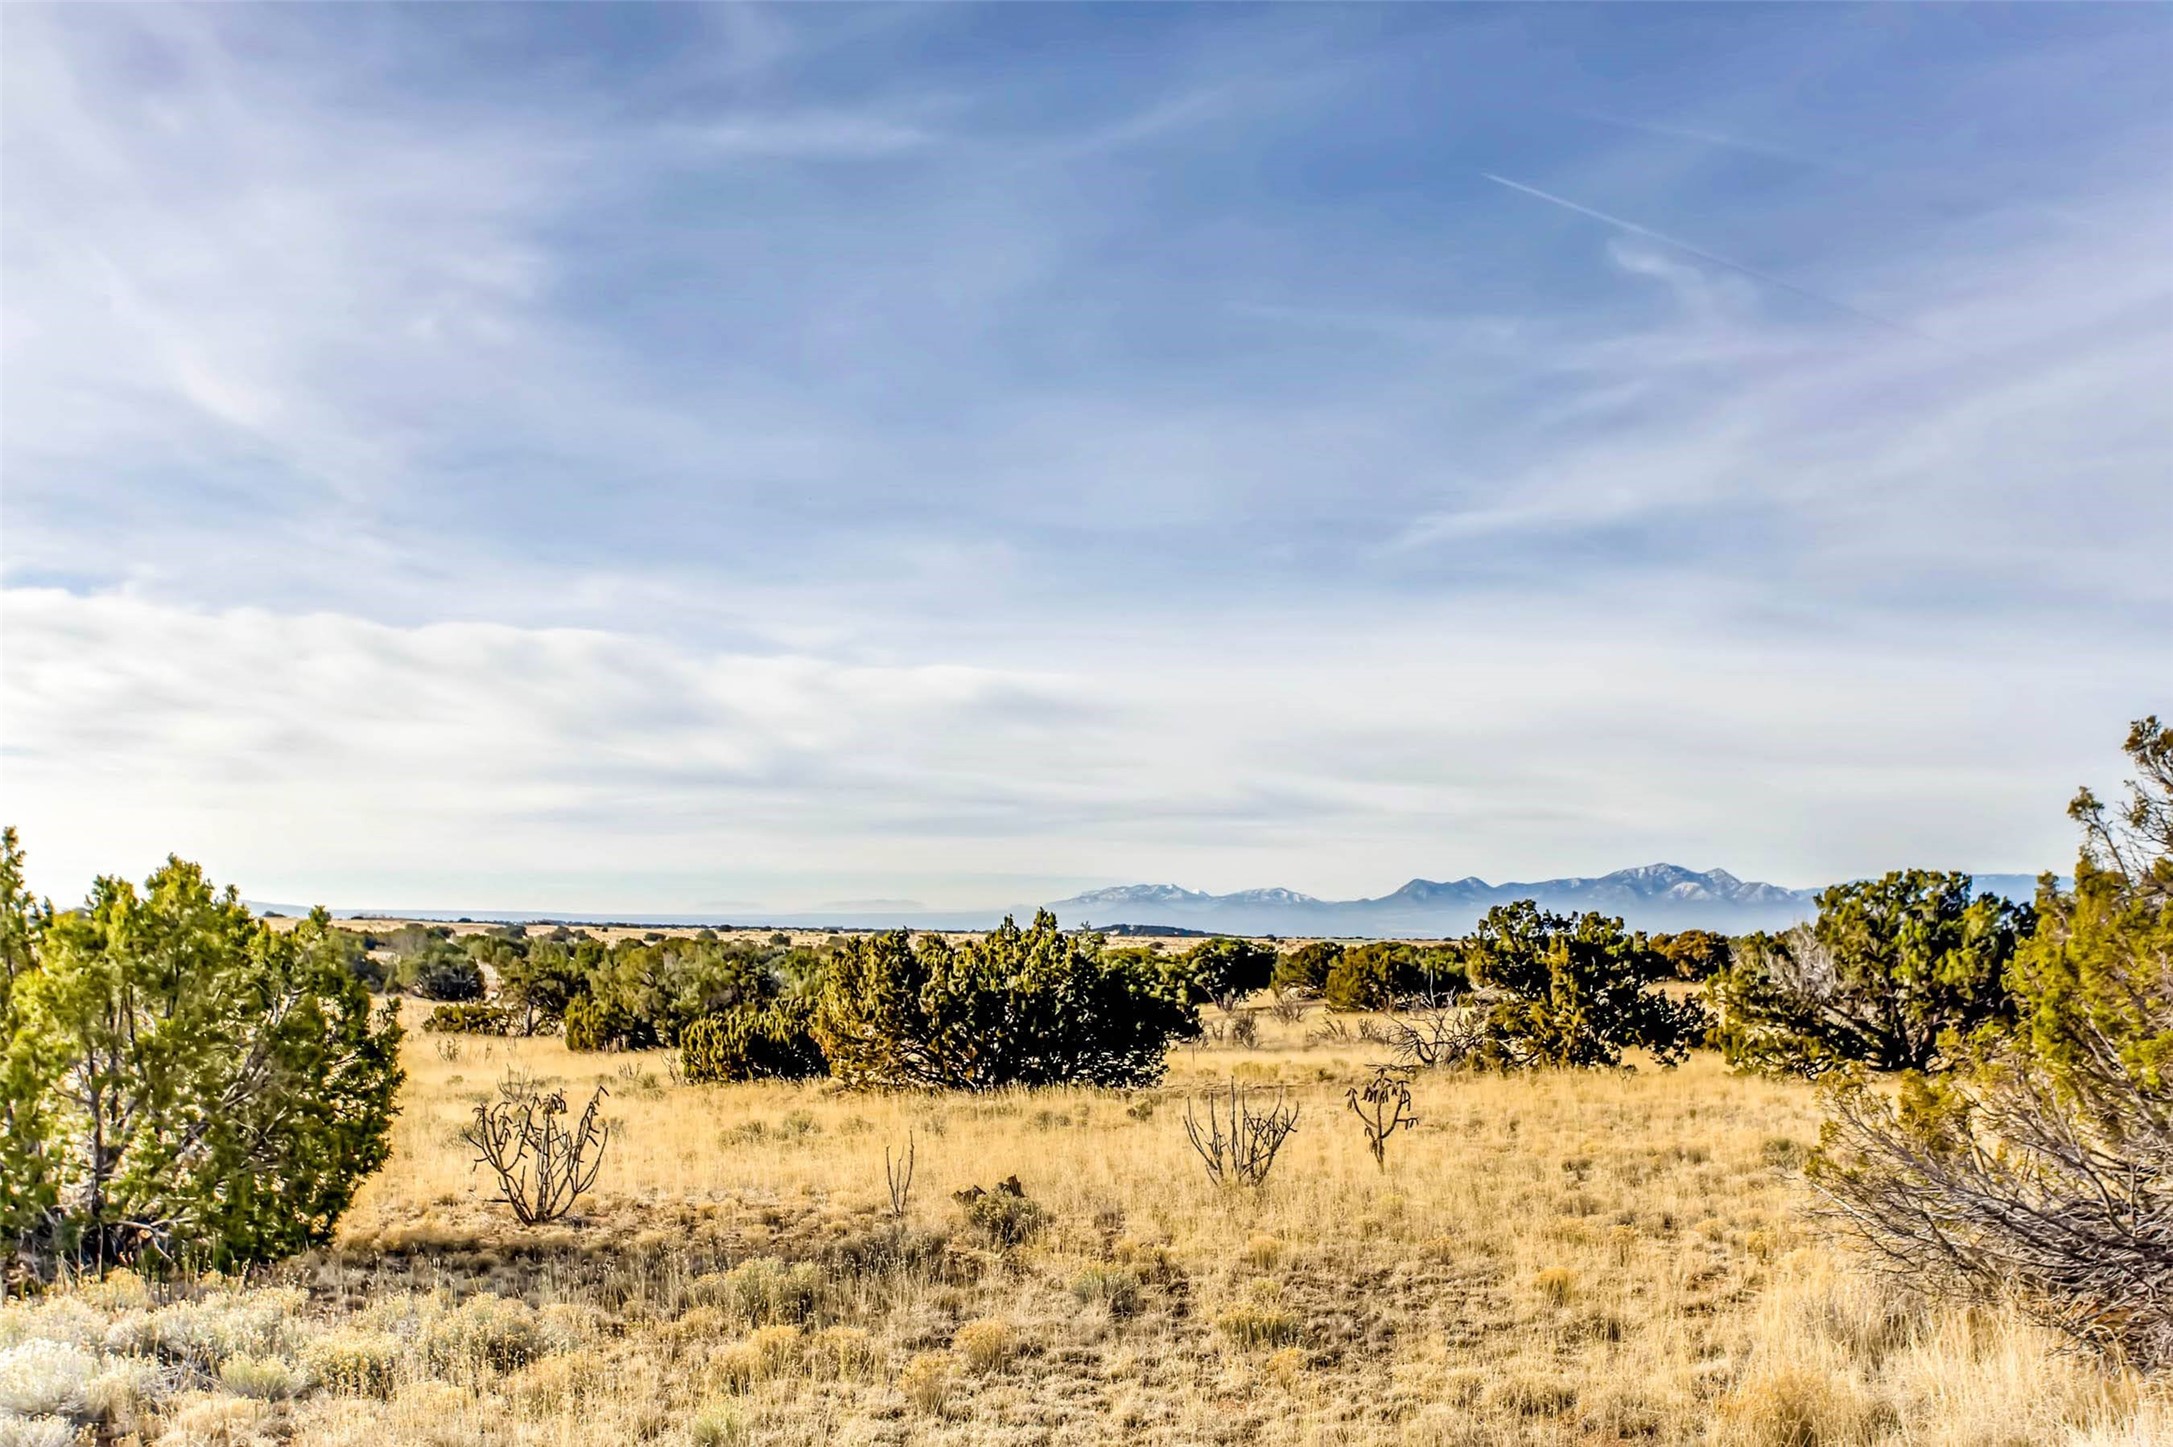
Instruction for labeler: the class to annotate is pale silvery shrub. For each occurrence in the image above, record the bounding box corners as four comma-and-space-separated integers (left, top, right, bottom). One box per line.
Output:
147, 1287, 308, 1367
0, 1300, 101, 1352
217, 1353, 309, 1401
0, 1411, 81, 1447
0, 1339, 96, 1419
84, 1360, 163, 1431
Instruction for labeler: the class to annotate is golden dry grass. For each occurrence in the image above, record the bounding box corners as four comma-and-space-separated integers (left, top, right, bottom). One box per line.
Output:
4, 1004, 2163, 1446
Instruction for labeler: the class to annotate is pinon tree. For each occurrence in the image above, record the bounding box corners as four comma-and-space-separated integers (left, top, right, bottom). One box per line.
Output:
1322, 941, 1419, 1012
1177, 937, 1277, 1011
813, 911, 1199, 1090
0, 833, 403, 1277
1711, 871, 2031, 1077
1648, 929, 1732, 980
494, 938, 591, 1035
681, 997, 827, 1082
1812, 717, 2173, 1365
0, 828, 51, 1261
1271, 939, 1342, 996
1464, 902, 1705, 1068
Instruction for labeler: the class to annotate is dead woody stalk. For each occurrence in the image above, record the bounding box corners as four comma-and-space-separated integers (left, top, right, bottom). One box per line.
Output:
1184, 1078, 1300, 1186
885, 1133, 916, 1218
463, 1085, 612, 1225
1347, 1065, 1418, 1170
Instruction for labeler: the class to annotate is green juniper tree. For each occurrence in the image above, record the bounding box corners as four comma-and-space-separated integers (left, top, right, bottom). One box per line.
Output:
1323, 941, 1424, 1013
1712, 871, 2030, 1076
1464, 902, 1705, 1069
1648, 929, 1732, 981
814, 911, 1198, 1090
681, 997, 827, 1082
494, 938, 590, 1035
0, 834, 403, 1276
1176, 937, 1277, 1011
1271, 939, 1342, 997
402, 938, 486, 1001
1813, 717, 2173, 1364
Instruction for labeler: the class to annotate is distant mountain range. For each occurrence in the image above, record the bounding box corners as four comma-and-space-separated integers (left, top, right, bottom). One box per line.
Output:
1048, 864, 2048, 938
263, 865, 2049, 939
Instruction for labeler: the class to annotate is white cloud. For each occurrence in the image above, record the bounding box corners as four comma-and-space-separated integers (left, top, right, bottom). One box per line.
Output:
0, 588, 1097, 906
3, 587, 2150, 912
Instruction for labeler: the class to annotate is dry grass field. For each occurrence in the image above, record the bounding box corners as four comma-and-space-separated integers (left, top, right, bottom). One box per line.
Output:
4, 1001, 2165, 1447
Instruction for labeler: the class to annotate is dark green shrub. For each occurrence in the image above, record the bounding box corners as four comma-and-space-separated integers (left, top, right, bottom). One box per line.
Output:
1712, 871, 2030, 1076
1649, 929, 1732, 980
1465, 903, 1705, 1068
1813, 718, 2173, 1364
0, 833, 402, 1277
681, 999, 826, 1082
492, 940, 589, 1035
563, 993, 655, 1052
405, 946, 485, 1002
425, 1002, 510, 1035
466, 925, 822, 1053
1177, 937, 1276, 1009
813, 912, 1199, 1090
322, 928, 389, 991
1323, 942, 1422, 1012
580, 938, 782, 1048
382, 922, 449, 957
1272, 940, 1341, 996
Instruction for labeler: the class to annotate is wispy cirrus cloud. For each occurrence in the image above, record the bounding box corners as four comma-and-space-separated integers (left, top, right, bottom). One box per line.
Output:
1479, 172, 1922, 335
665, 113, 940, 159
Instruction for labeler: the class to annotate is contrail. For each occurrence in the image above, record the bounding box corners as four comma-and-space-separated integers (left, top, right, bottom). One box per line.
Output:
1571, 111, 1857, 178
1480, 172, 1921, 337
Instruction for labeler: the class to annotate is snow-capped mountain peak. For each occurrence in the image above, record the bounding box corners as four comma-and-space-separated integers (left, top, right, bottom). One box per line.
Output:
1048, 864, 1821, 936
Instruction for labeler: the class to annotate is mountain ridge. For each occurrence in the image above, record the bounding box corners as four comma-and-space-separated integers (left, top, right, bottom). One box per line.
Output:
1050, 863, 2037, 937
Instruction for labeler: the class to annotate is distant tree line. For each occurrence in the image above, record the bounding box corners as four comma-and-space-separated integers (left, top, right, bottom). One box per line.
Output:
375, 861, 2046, 1087
23, 830, 2054, 1116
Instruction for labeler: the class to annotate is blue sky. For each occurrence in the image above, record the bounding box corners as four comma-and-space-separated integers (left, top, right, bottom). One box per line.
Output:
4, 4, 2168, 912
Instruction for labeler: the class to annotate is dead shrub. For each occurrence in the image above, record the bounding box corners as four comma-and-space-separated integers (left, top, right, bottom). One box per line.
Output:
896, 1350, 957, 1413
462, 1083, 611, 1225
952, 1318, 1017, 1372
1184, 1079, 1300, 1187
1346, 1065, 1419, 1169
1716, 1367, 1885, 1447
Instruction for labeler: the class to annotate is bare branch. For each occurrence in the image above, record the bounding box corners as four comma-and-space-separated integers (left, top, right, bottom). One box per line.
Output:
1183, 1078, 1299, 1187
463, 1082, 612, 1225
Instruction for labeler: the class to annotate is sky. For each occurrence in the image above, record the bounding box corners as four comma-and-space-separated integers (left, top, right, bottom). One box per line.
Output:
3, 4, 2169, 915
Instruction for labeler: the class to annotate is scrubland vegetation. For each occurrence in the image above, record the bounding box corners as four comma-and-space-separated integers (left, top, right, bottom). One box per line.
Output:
1, 717, 2168, 1445
9, 1024, 2159, 1447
